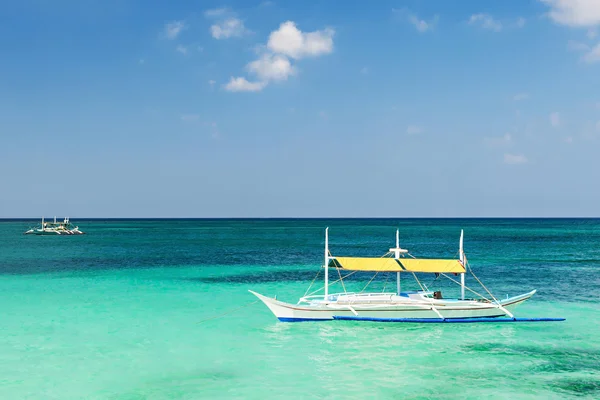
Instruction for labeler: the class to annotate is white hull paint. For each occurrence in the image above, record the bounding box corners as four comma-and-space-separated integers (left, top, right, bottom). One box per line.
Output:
249, 290, 536, 322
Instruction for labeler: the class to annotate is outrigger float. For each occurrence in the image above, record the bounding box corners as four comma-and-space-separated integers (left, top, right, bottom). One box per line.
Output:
24, 217, 84, 235
250, 228, 565, 323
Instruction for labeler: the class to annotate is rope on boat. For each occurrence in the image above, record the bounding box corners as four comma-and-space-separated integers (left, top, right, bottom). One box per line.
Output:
360, 272, 379, 293
304, 271, 358, 297
303, 267, 321, 296
440, 273, 490, 301
464, 255, 515, 318
410, 271, 445, 320
381, 271, 390, 292
197, 300, 260, 324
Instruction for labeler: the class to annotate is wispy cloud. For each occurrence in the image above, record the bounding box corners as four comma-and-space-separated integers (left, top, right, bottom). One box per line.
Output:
582, 43, 600, 63
468, 14, 503, 32
207, 121, 220, 139
565, 136, 574, 143
393, 9, 439, 33
208, 79, 216, 86
513, 92, 529, 101
504, 153, 528, 165
210, 18, 250, 39
410, 15, 439, 33
567, 40, 600, 63
406, 125, 423, 135
467, 14, 525, 32
204, 8, 229, 17
568, 40, 591, 52
550, 112, 561, 127
176, 45, 188, 55
164, 21, 186, 40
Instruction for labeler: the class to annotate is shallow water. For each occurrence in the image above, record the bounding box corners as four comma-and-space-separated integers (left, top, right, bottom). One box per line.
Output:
1, 218, 599, 399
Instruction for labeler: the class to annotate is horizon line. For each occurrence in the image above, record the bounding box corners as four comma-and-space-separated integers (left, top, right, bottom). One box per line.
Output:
2, 216, 600, 220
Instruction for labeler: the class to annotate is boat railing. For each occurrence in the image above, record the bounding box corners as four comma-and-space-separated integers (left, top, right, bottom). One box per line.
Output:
299, 291, 407, 304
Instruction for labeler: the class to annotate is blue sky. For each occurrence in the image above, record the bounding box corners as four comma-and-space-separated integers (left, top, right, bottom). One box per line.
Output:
1, 0, 599, 218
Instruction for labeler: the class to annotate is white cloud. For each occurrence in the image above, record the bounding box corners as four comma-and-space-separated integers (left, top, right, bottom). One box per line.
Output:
260, 1, 275, 6
582, 43, 600, 63
550, 112, 561, 127
516, 17, 526, 28
164, 21, 186, 40
504, 153, 528, 164
588, 29, 598, 39
211, 18, 249, 39
204, 8, 229, 17
406, 125, 423, 135
469, 14, 503, 32
267, 21, 334, 59
247, 53, 295, 81
513, 92, 529, 101
539, 0, 600, 27
208, 79, 216, 86
176, 45, 188, 55
225, 20, 335, 93
224, 77, 267, 92
408, 14, 439, 33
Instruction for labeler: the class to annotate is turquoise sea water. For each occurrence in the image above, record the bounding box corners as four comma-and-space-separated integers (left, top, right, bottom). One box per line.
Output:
1, 218, 599, 399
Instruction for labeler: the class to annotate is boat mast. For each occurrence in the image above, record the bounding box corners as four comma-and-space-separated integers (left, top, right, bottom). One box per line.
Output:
460, 229, 465, 300
395, 229, 401, 295
324, 227, 329, 301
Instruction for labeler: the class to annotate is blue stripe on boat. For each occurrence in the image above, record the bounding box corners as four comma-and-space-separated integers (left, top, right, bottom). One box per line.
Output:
332, 316, 566, 323
277, 317, 332, 322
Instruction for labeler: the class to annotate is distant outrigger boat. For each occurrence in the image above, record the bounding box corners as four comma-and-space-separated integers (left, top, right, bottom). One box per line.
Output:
250, 228, 564, 323
24, 217, 84, 235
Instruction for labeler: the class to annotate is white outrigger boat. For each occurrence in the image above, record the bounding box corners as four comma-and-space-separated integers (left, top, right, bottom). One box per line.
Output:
24, 217, 84, 235
250, 228, 565, 323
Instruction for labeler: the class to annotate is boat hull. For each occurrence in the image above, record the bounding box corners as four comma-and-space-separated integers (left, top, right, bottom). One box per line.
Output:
249, 290, 537, 322
25, 229, 61, 235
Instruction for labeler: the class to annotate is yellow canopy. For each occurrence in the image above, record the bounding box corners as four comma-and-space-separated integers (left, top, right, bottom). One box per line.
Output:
329, 257, 465, 274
